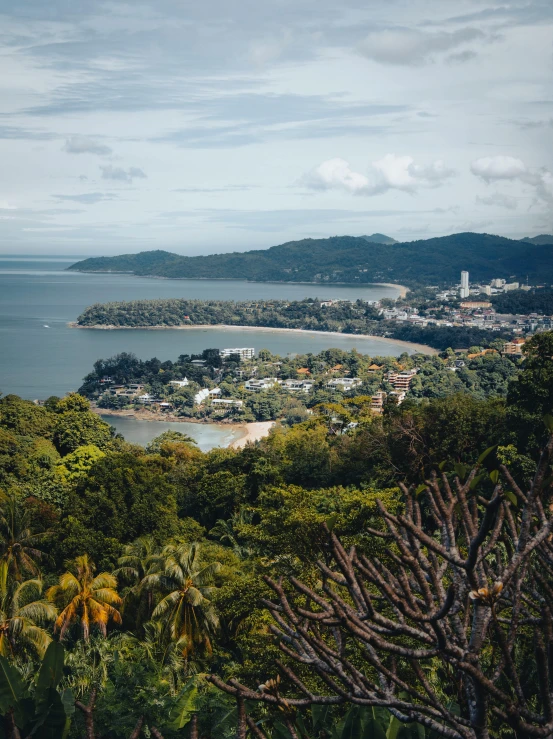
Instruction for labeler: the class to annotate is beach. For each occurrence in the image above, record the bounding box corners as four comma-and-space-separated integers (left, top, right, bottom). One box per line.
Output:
70, 323, 437, 355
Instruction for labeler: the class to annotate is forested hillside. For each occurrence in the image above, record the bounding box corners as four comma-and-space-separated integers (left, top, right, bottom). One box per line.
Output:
68, 232, 553, 285
1, 332, 553, 736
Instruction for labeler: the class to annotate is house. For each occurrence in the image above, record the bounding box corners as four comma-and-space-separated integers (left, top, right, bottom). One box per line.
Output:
327, 378, 362, 391
389, 390, 406, 404
169, 378, 189, 388
211, 399, 244, 408
219, 348, 255, 360
297, 368, 311, 376
137, 393, 157, 404
244, 378, 281, 392
367, 364, 382, 373
191, 359, 206, 366
281, 379, 314, 393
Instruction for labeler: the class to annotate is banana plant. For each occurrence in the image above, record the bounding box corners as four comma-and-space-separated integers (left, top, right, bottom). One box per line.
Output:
0, 641, 73, 738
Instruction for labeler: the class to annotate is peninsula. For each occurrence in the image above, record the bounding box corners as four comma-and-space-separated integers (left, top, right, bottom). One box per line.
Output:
67, 231, 553, 286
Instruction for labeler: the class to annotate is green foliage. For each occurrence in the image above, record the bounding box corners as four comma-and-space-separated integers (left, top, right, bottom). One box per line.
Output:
68, 232, 552, 285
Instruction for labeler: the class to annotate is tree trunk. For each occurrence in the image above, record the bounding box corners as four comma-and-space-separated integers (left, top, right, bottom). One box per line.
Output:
236, 698, 246, 739
128, 716, 144, 739
190, 714, 198, 739
75, 687, 97, 739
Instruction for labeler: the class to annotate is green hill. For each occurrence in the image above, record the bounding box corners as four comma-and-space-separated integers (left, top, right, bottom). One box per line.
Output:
521, 234, 553, 246
68, 232, 553, 286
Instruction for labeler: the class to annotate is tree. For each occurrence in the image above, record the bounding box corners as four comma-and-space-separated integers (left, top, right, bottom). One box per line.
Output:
211, 433, 553, 739
0, 561, 55, 658
507, 330, 553, 454
52, 410, 113, 456
143, 542, 220, 657
0, 494, 47, 580
47, 554, 122, 641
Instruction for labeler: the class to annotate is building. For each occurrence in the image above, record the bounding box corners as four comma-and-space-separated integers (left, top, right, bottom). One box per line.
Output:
387, 368, 418, 390
169, 378, 189, 388
503, 282, 520, 292
194, 388, 211, 405
460, 301, 492, 309
244, 378, 280, 392
281, 379, 314, 393
211, 399, 244, 408
389, 390, 406, 404
137, 393, 157, 404
327, 378, 362, 391
460, 271, 470, 299
219, 348, 255, 360
370, 392, 387, 414
503, 339, 525, 355
491, 278, 506, 288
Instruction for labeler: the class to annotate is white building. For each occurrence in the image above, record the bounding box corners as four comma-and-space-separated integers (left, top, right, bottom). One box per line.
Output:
460, 271, 470, 299
327, 378, 362, 391
219, 348, 255, 360
137, 393, 157, 404
211, 399, 244, 408
194, 388, 210, 405
169, 378, 189, 388
281, 379, 314, 393
244, 377, 280, 392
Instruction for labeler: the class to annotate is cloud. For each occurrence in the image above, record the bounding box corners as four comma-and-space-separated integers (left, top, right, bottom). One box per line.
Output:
357, 27, 486, 66
476, 192, 518, 210
63, 135, 112, 155
55, 192, 118, 204
100, 165, 147, 183
446, 50, 478, 65
471, 156, 553, 204
0, 202, 17, 210
302, 154, 455, 196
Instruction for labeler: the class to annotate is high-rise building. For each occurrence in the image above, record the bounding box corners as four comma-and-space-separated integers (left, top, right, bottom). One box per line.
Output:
460, 270, 470, 299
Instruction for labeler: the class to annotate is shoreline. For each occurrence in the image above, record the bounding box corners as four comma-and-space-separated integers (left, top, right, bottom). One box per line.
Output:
67, 270, 408, 296
69, 323, 437, 355
94, 407, 275, 447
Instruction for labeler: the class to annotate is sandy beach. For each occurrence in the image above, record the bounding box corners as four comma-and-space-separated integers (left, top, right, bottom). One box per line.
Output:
230, 421, 276, 448
70, 323, 436, 355
93, 407, 275, 448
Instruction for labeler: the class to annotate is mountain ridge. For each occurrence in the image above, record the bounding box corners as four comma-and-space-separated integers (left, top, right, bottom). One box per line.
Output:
68, 232, 553, 286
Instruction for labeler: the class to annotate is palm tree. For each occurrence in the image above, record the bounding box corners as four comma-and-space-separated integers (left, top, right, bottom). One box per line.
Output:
0, 560, 56, 658
47, 555, 122, 641
0, 494, 47, 580
114, 537, 163, 629
142, 543, 220, 656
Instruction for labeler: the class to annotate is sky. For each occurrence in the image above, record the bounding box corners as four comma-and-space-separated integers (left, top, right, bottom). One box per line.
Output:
0, 0, 552, 255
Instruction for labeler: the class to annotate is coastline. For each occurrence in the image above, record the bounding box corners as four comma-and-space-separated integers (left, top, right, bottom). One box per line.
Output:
94, 407, 275, 447
69, 323, 437, 355
67, 270, 408, 296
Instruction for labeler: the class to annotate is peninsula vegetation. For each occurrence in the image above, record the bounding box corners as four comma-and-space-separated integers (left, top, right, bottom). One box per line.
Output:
75, 297, 514, 351
67, 231, 553, 286
80, 343, 521, 424
1, 331, 553, 737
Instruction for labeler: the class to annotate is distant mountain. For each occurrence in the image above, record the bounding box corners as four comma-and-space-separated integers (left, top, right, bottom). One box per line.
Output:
521, 234, 553, 246
68, 232, 553, 286
361, 233, 398, 245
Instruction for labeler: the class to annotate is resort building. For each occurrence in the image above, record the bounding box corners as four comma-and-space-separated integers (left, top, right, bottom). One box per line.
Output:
219, 348, 255, 360
211, 399, 244, 408
370, 392, 387, 414
387, 369, 418, 390
327, 378, 363, 391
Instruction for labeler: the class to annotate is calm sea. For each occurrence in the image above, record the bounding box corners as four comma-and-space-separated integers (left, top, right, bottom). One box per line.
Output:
0, 255, 408, 409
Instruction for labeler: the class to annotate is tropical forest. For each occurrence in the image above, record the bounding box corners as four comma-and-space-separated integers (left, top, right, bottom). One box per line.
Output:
0, 331, 553, 737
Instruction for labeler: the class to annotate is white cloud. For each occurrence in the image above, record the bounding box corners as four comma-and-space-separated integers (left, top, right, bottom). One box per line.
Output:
100, 165, 147, 183
358, 27, 486, 66
303, 154, 454, 196
476, 192, 518, 210
0, 201, 17, 210
63, 135, 112, 156
471, 156, 553, 204
470, 156, 527, 182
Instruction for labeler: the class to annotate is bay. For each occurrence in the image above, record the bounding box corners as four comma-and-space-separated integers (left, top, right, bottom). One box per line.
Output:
0, 255, 410, 400
100, 414, 244, 451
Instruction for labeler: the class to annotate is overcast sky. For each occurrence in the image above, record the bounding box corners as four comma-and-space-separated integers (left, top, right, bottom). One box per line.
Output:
1, 0, 552, 255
